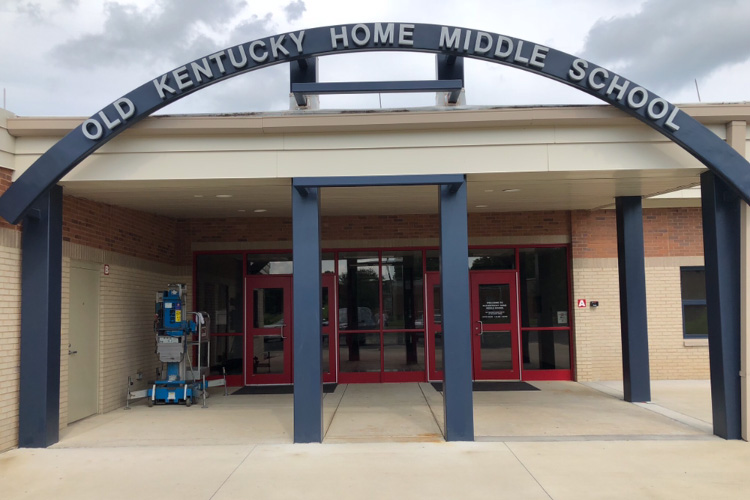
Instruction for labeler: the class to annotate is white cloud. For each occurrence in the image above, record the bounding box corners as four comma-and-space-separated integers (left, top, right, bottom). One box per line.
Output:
0, 0, 748, 117
581, 0, 750, 95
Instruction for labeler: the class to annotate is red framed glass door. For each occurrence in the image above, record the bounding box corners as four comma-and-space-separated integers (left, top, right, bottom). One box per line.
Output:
322, 274, 336, 384
425, 272, 443, 381
245, 275, 293, 384
470, 271, 521, 380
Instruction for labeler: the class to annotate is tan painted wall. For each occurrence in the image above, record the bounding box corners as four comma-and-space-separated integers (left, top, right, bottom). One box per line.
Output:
573, 256, 709, 382
0, 109, 15, 172
10, 124, 705, 184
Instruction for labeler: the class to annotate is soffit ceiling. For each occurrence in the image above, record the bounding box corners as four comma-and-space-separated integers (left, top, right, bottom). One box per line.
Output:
59, 169, 702, 219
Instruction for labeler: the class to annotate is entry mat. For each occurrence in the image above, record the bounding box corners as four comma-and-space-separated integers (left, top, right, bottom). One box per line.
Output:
232, 384, 338, 395
430, 381, 539, 392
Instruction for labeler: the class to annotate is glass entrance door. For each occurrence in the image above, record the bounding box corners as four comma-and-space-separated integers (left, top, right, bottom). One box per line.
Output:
245, 275, 292, 384
470, 271, 521, 380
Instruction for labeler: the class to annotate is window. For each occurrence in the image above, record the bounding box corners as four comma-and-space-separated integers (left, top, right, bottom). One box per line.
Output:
680, 267, 708, 338
196, 253, 244, 334
196, 253, 244, 376
518, 247, 571, 372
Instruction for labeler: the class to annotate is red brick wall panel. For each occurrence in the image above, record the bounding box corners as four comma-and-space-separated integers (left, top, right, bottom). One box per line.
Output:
62, 196, 177, 265
572, 208, 703, 259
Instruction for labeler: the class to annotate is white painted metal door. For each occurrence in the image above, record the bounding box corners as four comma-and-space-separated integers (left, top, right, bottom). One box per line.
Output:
67, 265, 99, 422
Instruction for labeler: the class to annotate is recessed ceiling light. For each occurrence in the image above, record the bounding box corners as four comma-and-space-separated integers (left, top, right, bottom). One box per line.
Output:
502, 188, 521, 193
193, 194, 203, 198
475, 204, 488, 208
237, 209, 246, 213
215, 194, 233, 198
253, 209, 267, 213
484, 189, 494, 193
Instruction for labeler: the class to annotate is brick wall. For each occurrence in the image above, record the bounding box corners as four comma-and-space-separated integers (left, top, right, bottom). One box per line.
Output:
572, 208, 703, 259
0, 169, 21, 451
0, 230, 21, 452
177, 211, 571, 265
571, 207, 707, 382
63, 196, 177, 265
98, 262, 180, 413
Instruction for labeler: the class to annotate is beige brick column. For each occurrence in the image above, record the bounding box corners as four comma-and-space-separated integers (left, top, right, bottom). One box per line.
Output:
727, 120, 748, 441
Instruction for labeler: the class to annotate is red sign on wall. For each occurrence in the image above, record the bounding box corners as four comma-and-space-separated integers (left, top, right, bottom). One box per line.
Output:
577, 299, 587, 308
103, 264, 110, 276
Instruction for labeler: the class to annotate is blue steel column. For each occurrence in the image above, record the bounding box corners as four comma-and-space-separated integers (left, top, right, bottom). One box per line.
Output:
615, 196, 651, 403
439, 181, 474, 441
292, 185, 323, 443
701, 171, 742, 439
19, 185, 63, 447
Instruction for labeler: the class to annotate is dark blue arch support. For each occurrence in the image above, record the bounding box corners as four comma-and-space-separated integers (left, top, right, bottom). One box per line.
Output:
2, 22, 750, 224
701, 171, 742, 439
18, 185, 62, 448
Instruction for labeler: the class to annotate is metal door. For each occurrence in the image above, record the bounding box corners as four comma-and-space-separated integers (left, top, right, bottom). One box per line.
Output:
68, 264, 99, 422
245, 275, 292, 384
470, 271, 521, 380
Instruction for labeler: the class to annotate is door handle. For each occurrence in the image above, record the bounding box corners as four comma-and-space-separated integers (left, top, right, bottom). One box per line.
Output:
476, 320, 484, 336
279, 323, 287, 339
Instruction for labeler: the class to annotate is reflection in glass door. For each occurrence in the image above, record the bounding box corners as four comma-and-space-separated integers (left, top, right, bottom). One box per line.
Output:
471, 271, 520, 380
321, 274, 336, 384
425, 272, 443, 381
245, 275, 292, 384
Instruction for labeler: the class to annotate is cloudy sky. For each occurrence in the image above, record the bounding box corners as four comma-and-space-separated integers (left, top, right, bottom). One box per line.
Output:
1, 0, 749, 117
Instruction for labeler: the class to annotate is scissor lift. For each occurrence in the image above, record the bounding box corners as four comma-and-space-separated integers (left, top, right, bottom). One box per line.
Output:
126, 284, 226, 409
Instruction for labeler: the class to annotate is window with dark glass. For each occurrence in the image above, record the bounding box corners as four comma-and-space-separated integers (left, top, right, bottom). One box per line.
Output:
518, 247, 571, 372
519, 248, 569, 327
381, 251, 424, 330
426, 248, 516, 271
681, 267, 708, 338
469, 248, 515, 270
196, 253, 244, 334
337, 252, 380, 331
522, 330, 571, 370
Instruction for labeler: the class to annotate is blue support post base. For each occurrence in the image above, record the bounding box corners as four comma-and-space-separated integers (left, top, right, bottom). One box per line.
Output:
701, 171, 742, 439
615, 196, 651, 403
18, 185, 63, 448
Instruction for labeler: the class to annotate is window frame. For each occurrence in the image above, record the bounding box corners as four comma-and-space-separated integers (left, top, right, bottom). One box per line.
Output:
680, 266, 708, 340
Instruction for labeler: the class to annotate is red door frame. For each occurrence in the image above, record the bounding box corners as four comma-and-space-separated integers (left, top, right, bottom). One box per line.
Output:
322, 274, 337, 384
245, 275, 293, 385
425, 272, 443, 381
196, 244, 573, 385
470, 270, 521, 381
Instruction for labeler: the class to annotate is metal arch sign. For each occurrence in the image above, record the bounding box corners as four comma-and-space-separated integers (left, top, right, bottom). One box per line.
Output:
2, 22, 750, 224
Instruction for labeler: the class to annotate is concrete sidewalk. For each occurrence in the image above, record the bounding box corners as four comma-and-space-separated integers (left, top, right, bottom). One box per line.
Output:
2, 381, 748, 499
3, 439, 749, 499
